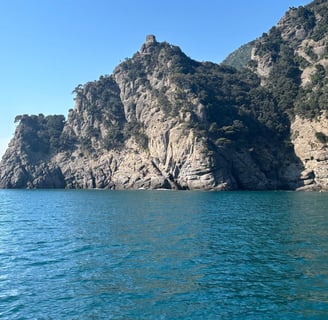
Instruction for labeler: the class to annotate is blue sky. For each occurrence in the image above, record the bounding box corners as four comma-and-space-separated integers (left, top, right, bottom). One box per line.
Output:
0, 0, 311, 158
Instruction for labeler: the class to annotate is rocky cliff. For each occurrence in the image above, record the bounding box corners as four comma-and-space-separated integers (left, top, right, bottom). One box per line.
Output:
250, 0, 328, 190
1, 0, 328, 190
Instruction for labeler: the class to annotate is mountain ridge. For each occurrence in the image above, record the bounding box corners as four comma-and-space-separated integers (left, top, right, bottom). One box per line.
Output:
1, 0, 328, 190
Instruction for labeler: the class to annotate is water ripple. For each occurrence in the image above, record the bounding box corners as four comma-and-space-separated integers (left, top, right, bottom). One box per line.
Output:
0, 190, 328, 319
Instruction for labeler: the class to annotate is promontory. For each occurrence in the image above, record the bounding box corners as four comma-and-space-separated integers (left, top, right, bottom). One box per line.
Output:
1, 0, 328, 190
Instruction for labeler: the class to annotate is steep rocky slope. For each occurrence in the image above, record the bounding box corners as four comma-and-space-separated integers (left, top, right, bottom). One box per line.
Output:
0, 35, 301, 190
1, 0, 328, 190
222, 0, 328, 190
250, 0, 328, 190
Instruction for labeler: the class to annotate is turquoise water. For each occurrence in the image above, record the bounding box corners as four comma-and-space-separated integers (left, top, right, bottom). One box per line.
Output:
0, 190, 328, 319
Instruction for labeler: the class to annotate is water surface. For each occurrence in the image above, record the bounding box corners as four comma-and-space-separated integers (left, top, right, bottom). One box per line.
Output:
0, 190, 328, 319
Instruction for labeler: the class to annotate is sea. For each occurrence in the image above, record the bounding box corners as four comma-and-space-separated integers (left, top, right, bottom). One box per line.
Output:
0, 190, 328, 319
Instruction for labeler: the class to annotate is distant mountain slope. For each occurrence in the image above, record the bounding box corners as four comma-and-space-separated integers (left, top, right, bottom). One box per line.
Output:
1, 0, 328, 190
221, 41, 255, 70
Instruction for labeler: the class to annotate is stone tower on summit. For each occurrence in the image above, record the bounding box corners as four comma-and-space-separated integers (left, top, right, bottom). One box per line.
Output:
146, 34, 156, 44
140, 34, 157, 54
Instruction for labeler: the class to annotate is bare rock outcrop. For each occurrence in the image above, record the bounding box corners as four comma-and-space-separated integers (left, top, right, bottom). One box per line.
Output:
2, 3, 328, 192
0, 36, 301, 190
291, 115, 328, 191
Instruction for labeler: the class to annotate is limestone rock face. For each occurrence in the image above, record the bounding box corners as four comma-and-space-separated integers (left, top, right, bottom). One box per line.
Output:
2, 1, 328, 192
291, 116, 328, 191
0, 135, 65, 189
0, 36, 300, 190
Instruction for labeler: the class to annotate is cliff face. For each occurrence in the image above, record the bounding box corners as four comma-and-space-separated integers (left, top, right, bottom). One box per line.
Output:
291, 115, 328, 190
0, 36, 301, 190
250, 0, 328, 190
1, 0, 328, 190
223, 0, 328, 190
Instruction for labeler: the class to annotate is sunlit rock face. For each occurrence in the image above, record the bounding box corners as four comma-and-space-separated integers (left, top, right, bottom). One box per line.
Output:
3, 0, 328, 192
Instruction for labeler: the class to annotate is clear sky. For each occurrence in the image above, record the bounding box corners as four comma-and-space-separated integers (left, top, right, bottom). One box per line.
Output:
0, 0, 311, 158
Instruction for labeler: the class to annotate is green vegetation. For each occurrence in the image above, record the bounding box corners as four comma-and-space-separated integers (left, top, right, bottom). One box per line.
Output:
295, 6, 316, 32
315, 131, 328, 144
103, 125, 124, 150
267, 45, 302, 114
248, 1, 328, 120
255, 27, 282, 61
295, 63, 328, 118
309, 2, 328, 41
73, 75, 150, 152
154, 47, 291, 148
123, 121, 149, 150
72, 76, 125, 123
15, 114, 65, 154
102, 120, 148, 151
